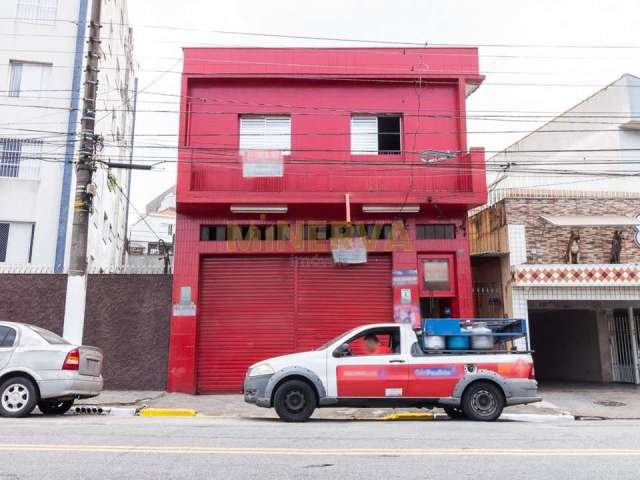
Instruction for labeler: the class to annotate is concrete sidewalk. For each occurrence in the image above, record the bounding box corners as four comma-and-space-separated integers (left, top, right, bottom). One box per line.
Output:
538, 382, 640, 419
76, 381, 640, 419
75, 388, 563, 419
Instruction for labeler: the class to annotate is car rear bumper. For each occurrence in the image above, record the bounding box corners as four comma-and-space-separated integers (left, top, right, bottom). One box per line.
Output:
38, 373, 103, 400
243, 374, 273, 408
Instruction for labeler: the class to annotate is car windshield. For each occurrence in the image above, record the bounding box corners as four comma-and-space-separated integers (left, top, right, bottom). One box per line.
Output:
314, 327, 361, 351
28, 326, 70, 345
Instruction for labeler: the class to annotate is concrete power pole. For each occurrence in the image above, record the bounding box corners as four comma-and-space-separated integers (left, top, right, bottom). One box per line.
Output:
63, 0, 103, 344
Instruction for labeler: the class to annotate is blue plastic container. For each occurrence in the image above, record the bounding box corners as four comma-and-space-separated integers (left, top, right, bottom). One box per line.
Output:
423, 319, 461, 336
446, 335, 470, 350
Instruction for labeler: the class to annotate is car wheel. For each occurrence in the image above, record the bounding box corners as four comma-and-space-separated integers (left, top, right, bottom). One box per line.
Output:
273, 379, 317, 422
444, 407, 466, 420
38, 400, 75, 415
0, 376, 38, 418
461, 381, 504, 422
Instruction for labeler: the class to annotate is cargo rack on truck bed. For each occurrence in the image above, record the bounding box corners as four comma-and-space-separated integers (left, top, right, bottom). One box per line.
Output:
419, 318, 529, 353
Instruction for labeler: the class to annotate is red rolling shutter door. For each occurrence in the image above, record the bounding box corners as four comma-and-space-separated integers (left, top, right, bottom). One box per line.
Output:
196, 254, 392, 393
197, 256, 295, 393
295, 255, 392, 351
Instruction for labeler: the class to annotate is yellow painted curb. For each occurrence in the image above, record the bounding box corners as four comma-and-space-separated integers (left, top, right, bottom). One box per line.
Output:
381, 412, 434, 421
139, 408, 197, 417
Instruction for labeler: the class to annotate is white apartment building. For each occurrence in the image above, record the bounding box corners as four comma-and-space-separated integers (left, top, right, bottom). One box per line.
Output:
486, 73, 640, 201
0, 0, 135, 272
126, 186, 175, 273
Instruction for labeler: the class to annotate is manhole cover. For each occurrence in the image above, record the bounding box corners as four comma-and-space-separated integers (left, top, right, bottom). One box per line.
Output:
594, 400, 626, 407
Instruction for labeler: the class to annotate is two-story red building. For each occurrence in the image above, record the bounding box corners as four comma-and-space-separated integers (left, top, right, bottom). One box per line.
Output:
168, 48, 487, 393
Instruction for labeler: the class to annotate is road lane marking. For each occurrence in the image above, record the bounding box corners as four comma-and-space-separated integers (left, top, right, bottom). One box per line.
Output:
1, 445, 640, 456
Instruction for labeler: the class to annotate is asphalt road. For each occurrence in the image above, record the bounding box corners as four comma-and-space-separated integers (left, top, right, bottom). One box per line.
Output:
2, 415, 640, 479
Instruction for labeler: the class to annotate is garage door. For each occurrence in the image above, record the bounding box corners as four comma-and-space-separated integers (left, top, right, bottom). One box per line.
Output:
197, 255, 392, 393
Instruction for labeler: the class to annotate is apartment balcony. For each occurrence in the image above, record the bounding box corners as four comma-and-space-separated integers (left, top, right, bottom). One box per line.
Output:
179, 148, 486, 210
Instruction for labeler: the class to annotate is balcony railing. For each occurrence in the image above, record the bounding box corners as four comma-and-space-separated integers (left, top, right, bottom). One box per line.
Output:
0, 158, 40, 180
188, 150, 483, 197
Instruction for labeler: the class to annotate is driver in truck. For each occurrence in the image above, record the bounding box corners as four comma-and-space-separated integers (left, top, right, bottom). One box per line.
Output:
364, 333, 391, 355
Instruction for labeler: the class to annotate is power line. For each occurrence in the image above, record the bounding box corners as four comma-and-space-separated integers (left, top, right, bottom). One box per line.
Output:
2, 16, 640, 49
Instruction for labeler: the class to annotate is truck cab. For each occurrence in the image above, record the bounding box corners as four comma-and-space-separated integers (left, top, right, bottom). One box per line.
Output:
244, 322, 540, 422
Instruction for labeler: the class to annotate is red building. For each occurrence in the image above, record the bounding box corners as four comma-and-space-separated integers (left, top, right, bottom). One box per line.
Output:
168, 48, 487, 393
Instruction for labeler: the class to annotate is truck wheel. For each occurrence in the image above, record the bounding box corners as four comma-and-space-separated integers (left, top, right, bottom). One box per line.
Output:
0, 376, 38, 418
38, 400, 74, 415
444, 407, 466, 420
273, 379, 317, 422
461, 381, 504, 422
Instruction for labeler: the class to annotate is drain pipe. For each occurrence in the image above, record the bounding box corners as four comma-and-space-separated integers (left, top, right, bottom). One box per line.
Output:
54, 0, 88, 272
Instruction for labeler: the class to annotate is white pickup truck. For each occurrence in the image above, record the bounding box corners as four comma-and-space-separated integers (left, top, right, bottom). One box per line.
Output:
244, 322, 540, 422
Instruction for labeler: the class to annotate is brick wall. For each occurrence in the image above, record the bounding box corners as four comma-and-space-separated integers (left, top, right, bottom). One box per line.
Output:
0, 274, 67, 334
84, 275, 171, 390
504, 197, 640, 264
0, 274, 171, 390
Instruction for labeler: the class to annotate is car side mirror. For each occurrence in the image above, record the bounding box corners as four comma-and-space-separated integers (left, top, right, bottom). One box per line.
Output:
333, 343, 350, 358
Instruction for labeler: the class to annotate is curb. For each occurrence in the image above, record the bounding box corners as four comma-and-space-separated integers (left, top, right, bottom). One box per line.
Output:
381, 412, 434, 421
139, 408, 198, 417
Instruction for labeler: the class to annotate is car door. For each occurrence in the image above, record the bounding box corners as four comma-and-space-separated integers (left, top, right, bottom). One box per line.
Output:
0, 325, 18, 370
405, 351, 466, 398
326, 326, 408, 399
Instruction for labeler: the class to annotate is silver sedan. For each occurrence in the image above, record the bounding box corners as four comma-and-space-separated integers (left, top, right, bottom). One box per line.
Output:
0, 321, 103, 418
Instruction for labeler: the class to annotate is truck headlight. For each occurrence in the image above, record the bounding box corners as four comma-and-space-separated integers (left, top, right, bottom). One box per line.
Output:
248, 363, 274, 377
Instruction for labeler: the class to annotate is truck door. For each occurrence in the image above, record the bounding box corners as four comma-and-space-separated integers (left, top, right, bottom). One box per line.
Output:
0, 325, 17, 370
326, 326, 408, 398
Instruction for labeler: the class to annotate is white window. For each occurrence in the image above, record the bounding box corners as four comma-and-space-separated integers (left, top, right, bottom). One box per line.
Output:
16, 0, 58, 25
239, 116, 291, 154
8, 61, 51, 98
0, 138, 42, 179
351, 115, 402, 155
0, 222, 34, 264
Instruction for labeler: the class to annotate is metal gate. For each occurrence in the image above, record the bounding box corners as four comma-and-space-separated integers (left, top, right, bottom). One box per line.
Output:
609, 309, 640, 384
196, 255, 392, 393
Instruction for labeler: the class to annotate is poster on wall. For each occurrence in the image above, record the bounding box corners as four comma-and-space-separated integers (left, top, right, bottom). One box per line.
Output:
331, 237, 367, 264
423, 260, 450, 291
241, 150, 284, 177
394, 305, 421, 328
392, 269, 418, 286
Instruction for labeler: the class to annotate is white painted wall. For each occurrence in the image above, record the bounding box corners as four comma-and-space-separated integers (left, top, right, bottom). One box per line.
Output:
0, 0, 135, 272
488, 74, 640, 194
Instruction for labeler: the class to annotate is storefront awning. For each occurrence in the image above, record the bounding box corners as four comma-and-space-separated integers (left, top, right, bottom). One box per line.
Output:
541, 215, 640, 227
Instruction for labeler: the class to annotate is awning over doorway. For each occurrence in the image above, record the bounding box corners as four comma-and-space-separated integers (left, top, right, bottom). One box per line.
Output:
540, 215, 640, 227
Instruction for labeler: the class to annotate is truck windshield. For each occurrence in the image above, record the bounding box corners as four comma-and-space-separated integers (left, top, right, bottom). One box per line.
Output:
315, 327, 360, 351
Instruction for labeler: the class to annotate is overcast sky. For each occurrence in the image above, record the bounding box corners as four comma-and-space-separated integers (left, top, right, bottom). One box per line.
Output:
126, 0, 640, 210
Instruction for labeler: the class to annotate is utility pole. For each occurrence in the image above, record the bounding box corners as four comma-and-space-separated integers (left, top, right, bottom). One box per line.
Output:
63, 0, 102, 344
121, 77, 139, 266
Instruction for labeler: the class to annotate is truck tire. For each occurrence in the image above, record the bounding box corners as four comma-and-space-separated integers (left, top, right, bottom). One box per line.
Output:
273, 379, 317, 422
461, 381, 504, 422
0, 376, 38, 418
38, 400, 74, 415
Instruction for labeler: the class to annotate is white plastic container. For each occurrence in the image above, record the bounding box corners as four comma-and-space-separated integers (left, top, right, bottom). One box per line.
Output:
423, 335, 446, 350
471, 322, 493, 350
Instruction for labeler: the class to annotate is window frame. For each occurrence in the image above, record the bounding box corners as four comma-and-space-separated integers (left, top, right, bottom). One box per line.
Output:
16, 0, 58, 25
0, 326, 18, 348
334, 326, 402, 357
418, 254, 456, 297
238, 114, 292, 154
350, 114, 402, 155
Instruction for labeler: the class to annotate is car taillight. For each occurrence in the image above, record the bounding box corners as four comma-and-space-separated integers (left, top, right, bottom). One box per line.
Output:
529, 363, 536, 380
63, 348, 80, 371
